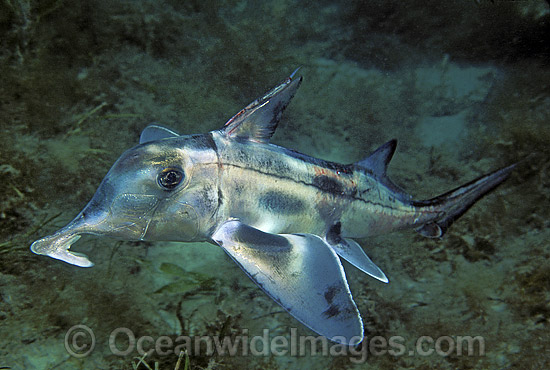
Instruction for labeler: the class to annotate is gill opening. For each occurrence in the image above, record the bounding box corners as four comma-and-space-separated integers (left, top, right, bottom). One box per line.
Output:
139, 201, 161, 240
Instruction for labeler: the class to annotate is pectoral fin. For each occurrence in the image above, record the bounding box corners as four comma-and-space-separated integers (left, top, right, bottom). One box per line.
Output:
211, 220, 363, 345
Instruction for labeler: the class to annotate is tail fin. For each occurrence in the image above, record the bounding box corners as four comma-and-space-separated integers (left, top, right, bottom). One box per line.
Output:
414, 163, 516, 238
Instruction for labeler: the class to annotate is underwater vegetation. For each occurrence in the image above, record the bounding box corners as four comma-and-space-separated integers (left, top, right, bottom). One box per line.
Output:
1, 0, 549, 369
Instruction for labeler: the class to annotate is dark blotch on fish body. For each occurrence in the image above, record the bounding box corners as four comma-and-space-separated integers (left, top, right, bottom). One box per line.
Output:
259, 191, 305, 214
313, 175, 343, 195
234, 223, 291, 250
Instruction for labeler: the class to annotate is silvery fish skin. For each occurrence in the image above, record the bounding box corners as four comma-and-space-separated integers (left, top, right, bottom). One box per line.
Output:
31, 71, 515, 345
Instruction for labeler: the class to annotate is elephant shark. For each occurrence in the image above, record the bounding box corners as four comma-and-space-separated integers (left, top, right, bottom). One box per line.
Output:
31, 71, 515, 345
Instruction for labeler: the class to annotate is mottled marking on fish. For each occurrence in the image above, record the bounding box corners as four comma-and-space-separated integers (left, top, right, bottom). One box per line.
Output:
217, 188, 223, 208
324, 285, 339, 305
199, 184, 216, 209
313, 175, 344, 195
231, 145, 292, 175
234, 224, 291, 250
233, 182, 245, 195
259, 191, 305, 214
323, 304, 341, 318
268, 101, 284, 127
326, 222, 342, 245
204, 132, 218, 152
330, 162, 352, 175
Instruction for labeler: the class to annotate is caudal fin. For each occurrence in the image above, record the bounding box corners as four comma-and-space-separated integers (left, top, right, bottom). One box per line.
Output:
414, 163, 516, 238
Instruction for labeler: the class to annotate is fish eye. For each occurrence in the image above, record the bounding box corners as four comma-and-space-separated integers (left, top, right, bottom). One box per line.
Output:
157, 168, 184, 190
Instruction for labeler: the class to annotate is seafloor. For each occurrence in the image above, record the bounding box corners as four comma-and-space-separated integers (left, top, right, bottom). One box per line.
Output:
1, 1, 549, 369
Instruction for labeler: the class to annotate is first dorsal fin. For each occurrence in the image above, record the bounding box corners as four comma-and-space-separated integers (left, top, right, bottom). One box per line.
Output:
355, 139, 411, 200
140, 124, 179, 144
220, 69, 302, 143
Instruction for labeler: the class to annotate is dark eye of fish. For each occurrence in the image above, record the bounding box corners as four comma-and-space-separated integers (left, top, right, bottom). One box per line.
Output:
157, 168, 184, 190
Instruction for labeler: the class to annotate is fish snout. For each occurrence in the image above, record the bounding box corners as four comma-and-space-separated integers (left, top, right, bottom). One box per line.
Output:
30, 230, 92, 267
30, 207, 104, 267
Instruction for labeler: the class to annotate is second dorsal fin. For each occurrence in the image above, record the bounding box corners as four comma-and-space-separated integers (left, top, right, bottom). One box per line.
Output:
356, 139, 397, 176
355, 139, 411, 200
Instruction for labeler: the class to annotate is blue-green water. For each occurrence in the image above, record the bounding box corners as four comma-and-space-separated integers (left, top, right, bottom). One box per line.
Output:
1, 1, 549, 369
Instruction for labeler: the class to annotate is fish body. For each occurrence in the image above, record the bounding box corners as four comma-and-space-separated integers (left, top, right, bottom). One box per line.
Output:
208, 131, 435, 238
31, 72, 515, 345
